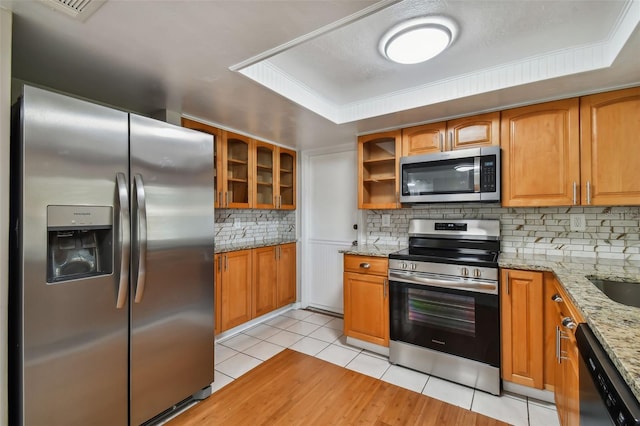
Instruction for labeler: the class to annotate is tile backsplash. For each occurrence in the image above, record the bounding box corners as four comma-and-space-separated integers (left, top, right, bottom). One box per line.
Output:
215, 209, 296, 245
365, 205, 640, 261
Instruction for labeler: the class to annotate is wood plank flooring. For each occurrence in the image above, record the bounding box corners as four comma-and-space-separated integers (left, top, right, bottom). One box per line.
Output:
167, 349, 509, 425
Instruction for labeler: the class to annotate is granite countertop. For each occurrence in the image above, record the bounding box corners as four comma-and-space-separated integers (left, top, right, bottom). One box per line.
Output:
215, 239, 297, 254
340, 244, 404, 258
499, 253, 640, 401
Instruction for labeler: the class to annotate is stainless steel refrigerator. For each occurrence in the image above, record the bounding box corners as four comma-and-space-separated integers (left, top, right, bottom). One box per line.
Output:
9, 85, 215, 425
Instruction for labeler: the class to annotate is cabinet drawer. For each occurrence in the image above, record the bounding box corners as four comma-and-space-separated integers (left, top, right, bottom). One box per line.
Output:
344, 255, 388, 276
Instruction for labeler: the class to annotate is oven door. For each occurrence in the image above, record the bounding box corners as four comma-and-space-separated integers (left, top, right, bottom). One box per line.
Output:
389, 279, 500, 367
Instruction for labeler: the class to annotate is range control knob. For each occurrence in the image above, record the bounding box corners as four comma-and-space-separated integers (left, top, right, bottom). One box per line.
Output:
473, 269, 481, 278
461, 267, 469, 276
410, 263, 417, 270
401, 262, 408, 269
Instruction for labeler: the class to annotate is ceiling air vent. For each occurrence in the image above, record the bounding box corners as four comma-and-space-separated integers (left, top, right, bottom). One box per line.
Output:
37, 0, 107, 22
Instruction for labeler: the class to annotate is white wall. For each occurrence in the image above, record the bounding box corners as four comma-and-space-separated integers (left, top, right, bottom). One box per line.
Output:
0, 7, 12, 425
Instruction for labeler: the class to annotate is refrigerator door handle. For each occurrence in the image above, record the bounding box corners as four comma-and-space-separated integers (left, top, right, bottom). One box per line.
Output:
133, 174, 148, 303
116, 173, 130, 309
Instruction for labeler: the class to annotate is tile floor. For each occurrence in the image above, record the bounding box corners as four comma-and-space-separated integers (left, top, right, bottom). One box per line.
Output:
212, 309, 560, 426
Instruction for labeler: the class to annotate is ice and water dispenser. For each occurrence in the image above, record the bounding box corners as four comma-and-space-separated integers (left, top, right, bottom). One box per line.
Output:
47, 205, 113, 283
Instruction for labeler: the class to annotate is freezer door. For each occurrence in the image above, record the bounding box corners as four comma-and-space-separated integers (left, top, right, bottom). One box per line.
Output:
13, 86, 129, 425
129, 114, 214, 425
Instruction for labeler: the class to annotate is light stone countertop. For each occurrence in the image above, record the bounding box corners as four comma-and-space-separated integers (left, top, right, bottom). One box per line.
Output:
215, 239, 297, 254
339, 247, 640, 401
499, 253, 640, 402
339, 244, 404, 258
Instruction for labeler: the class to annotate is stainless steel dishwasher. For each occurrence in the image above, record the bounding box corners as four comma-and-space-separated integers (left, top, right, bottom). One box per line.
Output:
576, 324, 640, 426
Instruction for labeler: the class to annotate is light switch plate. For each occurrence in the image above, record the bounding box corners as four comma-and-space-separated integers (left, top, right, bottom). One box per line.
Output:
382, 214, 391, 227
570, 214, 586, 232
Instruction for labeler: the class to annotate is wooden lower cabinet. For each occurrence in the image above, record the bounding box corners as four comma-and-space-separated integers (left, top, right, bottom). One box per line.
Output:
219, 249, 253, 332
547, 275, 583, 426
276, 243, 297, 307
500, 269, 544, 388
217, 243, 296, 333
343, 255, 389, 347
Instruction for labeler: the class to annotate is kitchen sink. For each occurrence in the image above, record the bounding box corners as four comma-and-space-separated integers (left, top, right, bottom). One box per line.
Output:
587, 277, 640, 309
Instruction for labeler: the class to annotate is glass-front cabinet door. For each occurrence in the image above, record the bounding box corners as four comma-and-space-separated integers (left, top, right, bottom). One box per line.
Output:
278, 148, 296, 210
254, 141, 276, 209
222, 131, 252, 208
358, 130, 401, 209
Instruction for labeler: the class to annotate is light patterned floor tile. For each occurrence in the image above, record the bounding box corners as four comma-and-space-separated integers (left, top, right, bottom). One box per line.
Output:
281, 309, 314, 320
220, 333, 261, 352
381, 365, 429, 393
422, 376, 474, 410
265, 330, 305, 347
325, 318, 344, 330
285, 321, 321, 336
243, 323, 281, 340
214, 344, 239, 365
308, 326, 342, 343
345, 353, 390, 379
315, 344, 359, 367
242, 340, 285, 361
289, 336, 331, 356
215, 353, 262, 379
471, 391, 528, 426
265, 315, 300, 330
303, 312, 334, 326
211, 370, 234, 393
528, 402, 561, 426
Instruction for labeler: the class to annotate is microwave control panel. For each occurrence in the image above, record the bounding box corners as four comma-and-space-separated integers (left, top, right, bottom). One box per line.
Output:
480, 155, 497, 192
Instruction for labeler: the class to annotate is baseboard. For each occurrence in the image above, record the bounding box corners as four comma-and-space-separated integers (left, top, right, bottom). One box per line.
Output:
502, 381, 555, 403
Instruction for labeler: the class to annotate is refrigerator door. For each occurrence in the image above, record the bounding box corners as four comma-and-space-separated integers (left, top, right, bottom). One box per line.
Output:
129, 114, 214, 425
14, 86, 129, 425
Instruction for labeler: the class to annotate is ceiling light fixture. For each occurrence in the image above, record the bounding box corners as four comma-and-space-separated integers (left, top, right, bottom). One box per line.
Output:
380, 16, 457, 65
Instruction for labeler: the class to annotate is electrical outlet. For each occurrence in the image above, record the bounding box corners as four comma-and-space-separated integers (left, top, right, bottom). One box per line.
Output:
382, 214, 391, 227
570, 214, 586, 232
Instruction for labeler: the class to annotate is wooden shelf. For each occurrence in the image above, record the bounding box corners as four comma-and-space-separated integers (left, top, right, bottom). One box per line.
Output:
228, 178, 248, 183
257, 181, 273, 186
257, 164, 273, 170
362, 156, 395, 164
363, 176, 396, 183
228, 158, 248, 165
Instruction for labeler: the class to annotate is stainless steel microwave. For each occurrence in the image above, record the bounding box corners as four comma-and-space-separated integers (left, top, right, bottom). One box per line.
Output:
400, 146, 500, 204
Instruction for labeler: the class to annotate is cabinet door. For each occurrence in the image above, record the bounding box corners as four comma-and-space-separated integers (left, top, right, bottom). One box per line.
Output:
447, 112, 500, 150
501, 269, 544, 388
222, 131, 253, 208
181, 118, 223, 208
214, 254, 222, 336
278, 148, 297, 210
276, 243, 297, 307
580, 87, 640, 205
501, 99, 580, 207
402, 122, 445, 156
343, 271, 389, 346
252, 247, 277, 318
254, 141, 276, 209
358, 131, 401, 209
220, 250, 252, 331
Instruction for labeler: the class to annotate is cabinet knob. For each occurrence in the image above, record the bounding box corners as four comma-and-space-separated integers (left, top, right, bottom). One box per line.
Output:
360, 263, 370, 269
552, 294, 564, 303
562, 316, 576, 330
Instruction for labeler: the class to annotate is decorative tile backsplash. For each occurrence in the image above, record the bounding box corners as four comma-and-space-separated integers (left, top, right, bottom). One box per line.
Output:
365, 205, 640, 261
215, 209, 296, 245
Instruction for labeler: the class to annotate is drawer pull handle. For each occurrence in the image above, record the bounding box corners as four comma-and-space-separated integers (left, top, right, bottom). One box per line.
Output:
562, 316, 576, 330
552, 294, 563, 303
360, 263, 371, 269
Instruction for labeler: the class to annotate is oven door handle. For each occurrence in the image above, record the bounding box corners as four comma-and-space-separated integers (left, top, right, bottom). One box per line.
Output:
388, 271, 498, 295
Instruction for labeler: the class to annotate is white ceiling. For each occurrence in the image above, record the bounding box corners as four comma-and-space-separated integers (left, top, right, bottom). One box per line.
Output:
4, 0, 640, 150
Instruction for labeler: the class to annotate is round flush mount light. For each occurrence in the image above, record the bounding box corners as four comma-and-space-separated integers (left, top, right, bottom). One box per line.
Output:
380, 16, 458, 65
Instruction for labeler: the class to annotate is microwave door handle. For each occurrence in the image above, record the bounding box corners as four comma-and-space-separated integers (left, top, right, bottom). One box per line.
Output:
474, 156, 481, 192
133, 174, 148, 303
115, 173, 130, 309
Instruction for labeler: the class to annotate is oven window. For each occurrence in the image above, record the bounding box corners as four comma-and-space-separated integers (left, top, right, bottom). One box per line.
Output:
402, 158, 476, 195
408, 288, 475, 336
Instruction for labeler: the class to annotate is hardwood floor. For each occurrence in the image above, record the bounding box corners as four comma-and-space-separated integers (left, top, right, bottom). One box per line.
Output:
167, 349, 509, 425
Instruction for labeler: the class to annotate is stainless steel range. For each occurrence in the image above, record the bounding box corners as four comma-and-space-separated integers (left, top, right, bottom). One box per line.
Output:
388, 218, 501, 395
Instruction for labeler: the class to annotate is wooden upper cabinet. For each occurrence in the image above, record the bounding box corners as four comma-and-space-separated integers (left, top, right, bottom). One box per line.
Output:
580, 87, 640, 205
222, 131, 253, 208
447, 112, 500, 150
500, 269, 544, 389
254, 141, 276, 209
402, 113, 499, 156
501, 99, 580, 207
402, 122, 445, 156
278, 148, 296, 210
358, 130, 401, 209
181, 118, 223, 208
